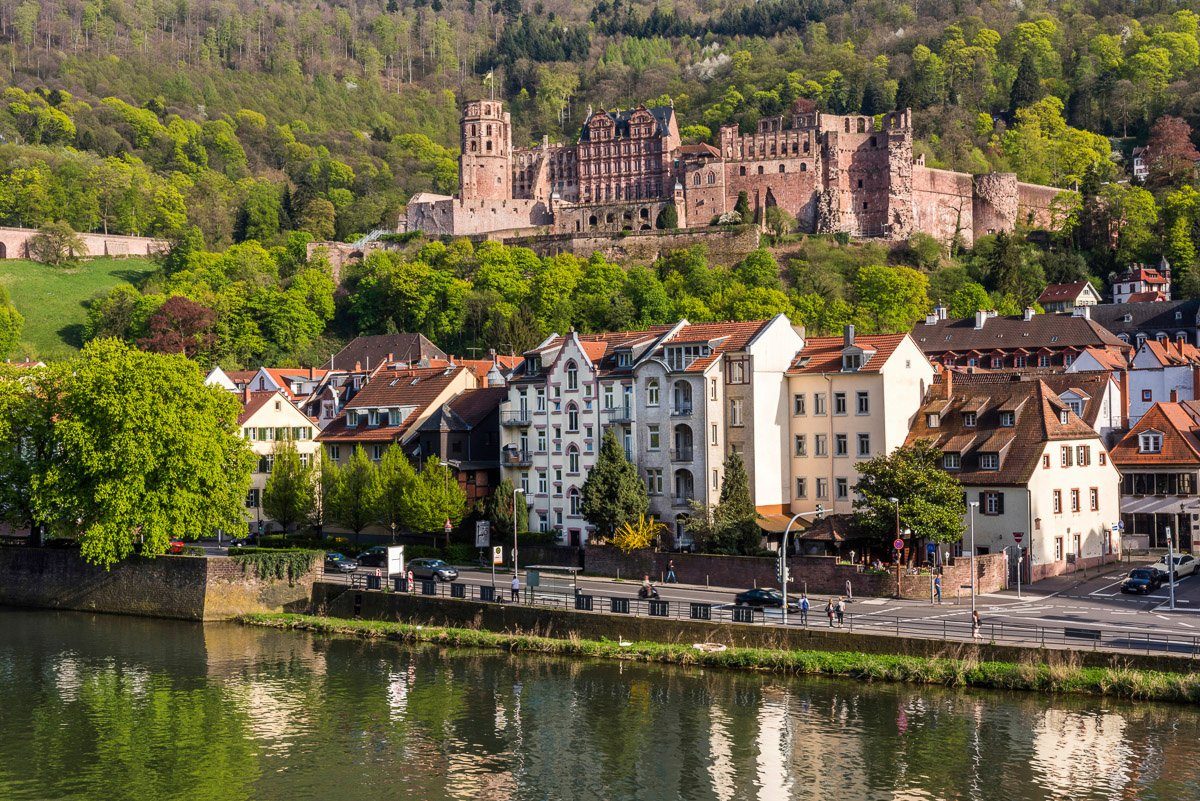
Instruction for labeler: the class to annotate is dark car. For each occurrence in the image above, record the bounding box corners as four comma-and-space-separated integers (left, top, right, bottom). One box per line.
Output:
1121, 568, 1163, 594
324, 552, 358, 573
407, 558, 459, 582
356, 546, 388, 568
734, 587, 799, 611
229, 531, 258, 548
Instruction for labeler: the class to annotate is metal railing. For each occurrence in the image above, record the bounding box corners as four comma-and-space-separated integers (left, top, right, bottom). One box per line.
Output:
338, 575, 1200, 658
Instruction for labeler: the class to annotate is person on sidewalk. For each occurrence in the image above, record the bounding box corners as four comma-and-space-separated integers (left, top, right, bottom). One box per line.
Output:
799, 594, 809, 626
825, 598, 835, 627
665, 560, 677, 583
933, 575, 942, 604
511, 575, 520, 602
971, 610, 982, 640
835, 597, 845, 627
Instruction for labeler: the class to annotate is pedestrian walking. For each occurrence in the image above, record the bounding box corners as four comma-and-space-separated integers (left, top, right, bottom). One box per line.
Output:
971, 610, 982, 640
825, 598, 835, 627
799, 593, 809, 626
665, 559, 677, 583
933, 575, 942, 604
835, 597, 845, 627
511, 574, 521, 602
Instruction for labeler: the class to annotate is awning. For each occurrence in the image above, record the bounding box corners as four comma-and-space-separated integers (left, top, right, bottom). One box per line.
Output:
1121, 496, 1193, 515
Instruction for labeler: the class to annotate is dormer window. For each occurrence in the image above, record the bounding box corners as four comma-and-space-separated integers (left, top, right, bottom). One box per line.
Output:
963, 412, 977, 428
979, 453, 1000, 470
999, 411, 1015, 427
347, 410, 359, 427
525, 357, 541, 377
926, 413, 940, 428
369, 409, 379, 426
665, 344, 711, 371
1059, 410, 1070, 424
1139, 431, 1163, 453
616, 351, 632, 368
842, 352, 862, 371
943, 453, 961, 469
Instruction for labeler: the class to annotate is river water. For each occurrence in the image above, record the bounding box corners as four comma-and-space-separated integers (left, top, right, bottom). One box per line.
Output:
0, 609, 1198, 801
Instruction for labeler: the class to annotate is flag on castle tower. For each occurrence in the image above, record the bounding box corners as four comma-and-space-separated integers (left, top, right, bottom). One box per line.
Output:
484, 71, 495, 100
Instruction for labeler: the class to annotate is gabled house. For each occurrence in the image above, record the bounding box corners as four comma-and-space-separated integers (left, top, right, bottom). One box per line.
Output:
326, 333, 448, 372
317, 365, 477, 463
238, 389, 321, 534
1109, 402, 1200, 553
1089, 299, 1200, 347
408, 386, 508, 506
1111, 260, 1171, 304
1037, 281, 1102, 314
907, 374, 1121, 582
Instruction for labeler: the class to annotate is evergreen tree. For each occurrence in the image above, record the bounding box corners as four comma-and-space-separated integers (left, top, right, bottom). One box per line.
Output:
1009, 52, 1041, 112
581, 428, 648, 541
262, 439, 315, 534
656, 202, 678, 229
734, 191, 751, 221
713, 451, 760, 554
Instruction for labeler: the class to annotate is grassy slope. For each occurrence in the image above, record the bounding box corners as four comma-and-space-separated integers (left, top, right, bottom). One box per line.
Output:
0, 257, 156, 360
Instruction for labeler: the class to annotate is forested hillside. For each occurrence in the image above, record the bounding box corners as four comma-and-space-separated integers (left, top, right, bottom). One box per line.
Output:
4, 0, 1200, 364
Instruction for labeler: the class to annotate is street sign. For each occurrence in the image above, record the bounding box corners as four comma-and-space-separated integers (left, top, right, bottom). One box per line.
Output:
386, 545, 405, 579
893, 538, 904, 551
444, 518, 453, 534
475, 520, 491, 548
492, 545, 504, 565
1013, 531, 1024, 544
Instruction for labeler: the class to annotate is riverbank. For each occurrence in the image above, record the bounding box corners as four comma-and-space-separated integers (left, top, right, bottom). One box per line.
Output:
242, 612, 1200, 704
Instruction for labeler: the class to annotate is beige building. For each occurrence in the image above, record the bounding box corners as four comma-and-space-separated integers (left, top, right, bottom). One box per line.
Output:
786, 329, 934, 520
907, 375, 1121, 582
239, 389, 322, 533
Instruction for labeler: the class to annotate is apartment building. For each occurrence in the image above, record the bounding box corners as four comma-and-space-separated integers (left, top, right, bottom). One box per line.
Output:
499, 315, 803, 547
239, 389, 321, 533
907, 375, 1121, 582
1076, 338, 1200, 426
786, 328, 933, 522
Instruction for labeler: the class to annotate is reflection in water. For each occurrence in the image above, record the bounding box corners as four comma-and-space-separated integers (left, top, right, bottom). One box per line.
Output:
0, 608, 1197, 801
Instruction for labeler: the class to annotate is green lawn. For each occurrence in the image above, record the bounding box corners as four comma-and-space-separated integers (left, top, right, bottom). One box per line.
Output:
0, 257, 156, 360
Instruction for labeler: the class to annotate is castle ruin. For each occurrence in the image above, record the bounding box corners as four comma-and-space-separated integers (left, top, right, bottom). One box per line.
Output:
404, 98, 1062, 246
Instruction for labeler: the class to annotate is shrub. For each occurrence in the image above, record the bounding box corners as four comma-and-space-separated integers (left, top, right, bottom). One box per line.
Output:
229, 548, 320, 583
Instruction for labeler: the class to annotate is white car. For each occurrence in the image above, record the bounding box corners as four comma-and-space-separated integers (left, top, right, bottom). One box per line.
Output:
1148, 554, 1197, 581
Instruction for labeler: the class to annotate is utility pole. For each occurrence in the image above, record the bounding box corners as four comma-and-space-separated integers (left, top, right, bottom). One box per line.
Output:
968, 501, 979, 613
1167, 525, 1176, 611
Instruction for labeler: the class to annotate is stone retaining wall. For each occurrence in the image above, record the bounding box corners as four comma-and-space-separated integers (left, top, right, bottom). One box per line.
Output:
0, 546, 316, 621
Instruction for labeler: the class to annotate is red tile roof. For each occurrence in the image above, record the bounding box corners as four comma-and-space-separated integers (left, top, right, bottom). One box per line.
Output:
1126, 290, 1169, 303
1110, 403, 1200, 466
1037, 282, 1093, 304
1076, 346, 1129, 371
1141, 339, 1200, 367
318, 366, 469, 443
670, 319, 775, 371
238, 391, 281, 425
788, 333, 906, 374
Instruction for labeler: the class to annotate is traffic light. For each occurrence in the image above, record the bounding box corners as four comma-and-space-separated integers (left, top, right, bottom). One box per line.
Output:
815, 504, 825, 520
776, 550, 789, 586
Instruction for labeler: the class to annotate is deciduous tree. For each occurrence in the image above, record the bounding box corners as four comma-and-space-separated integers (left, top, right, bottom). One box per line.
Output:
262, 439, 315, 534
852, 440, 965, 546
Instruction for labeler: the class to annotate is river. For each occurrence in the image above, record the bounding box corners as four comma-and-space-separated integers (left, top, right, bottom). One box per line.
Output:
0, 608, 1197, 801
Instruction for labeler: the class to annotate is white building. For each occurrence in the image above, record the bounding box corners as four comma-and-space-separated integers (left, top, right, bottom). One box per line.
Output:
1111, 260, 1171, 304
785, 328, 934, 527
238, 389, 322, 533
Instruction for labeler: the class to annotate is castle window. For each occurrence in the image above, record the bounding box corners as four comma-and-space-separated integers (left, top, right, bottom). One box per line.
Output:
693, 173, 701, 186
470, 142, 476, 152
739, 166, 746, 176
857, 179, 863, 189
779, 164, 786, 173
707, 172, 715, 185
469, 124, 476, 136
757, 166, 764, 174
486, 124, 492, 135
862, 202, 868, 210
800, 163, 807, 172
870, 136, 877, 147
804, 140, 810, 153
486, 141, 492, 153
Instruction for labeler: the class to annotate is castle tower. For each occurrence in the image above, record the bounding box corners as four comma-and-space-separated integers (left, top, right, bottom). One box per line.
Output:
460, 100, 512, 202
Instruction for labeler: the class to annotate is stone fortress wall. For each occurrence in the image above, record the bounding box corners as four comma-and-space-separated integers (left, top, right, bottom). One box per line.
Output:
404, 98, 1066, 248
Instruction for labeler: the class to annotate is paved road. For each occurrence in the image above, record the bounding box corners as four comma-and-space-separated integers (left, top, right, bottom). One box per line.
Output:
207, 539, 1200, 651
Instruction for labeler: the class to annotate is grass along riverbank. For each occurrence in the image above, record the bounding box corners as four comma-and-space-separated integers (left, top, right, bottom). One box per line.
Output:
242, 613, 1200, 704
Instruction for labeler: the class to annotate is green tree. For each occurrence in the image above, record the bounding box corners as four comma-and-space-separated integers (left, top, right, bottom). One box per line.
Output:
852, 440, 966, 546
27, 221, 85, 266
853, 265, 930, 333
947, 281, 993, 318
375, 444, 418, 540
406, 459, 467, 545
34, 340, 254, 566
262, 439, 315, 534
656, 202, 678, 230
0, 286, 24, 359
712, 451, 760, 555
1008, 51, 1042, 111
327, 446, 380, 542
734, 191, 751, 221
581, 428, 648, 541
0, 364, 54, 545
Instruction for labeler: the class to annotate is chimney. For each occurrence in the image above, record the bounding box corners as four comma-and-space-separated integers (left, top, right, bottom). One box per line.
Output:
355, 361, 362, 372
974, 310, 988, 330
1024, 307, 1036, 322
936, 305, 948, 321
387, 352, 394, 363
843, 324, 855, 348
1119, 368, 1130, 429
309, 366, 316, 379
242, 385, 251, 404
1172, 388, 1180, 403
943, 365, 953, 400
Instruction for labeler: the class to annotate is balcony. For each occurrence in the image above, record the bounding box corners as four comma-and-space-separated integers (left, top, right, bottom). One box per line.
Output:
670, 448, 694, 462
672, 494, 695, 508
670, 404, 693, 417
502, 448, 533, 467
501, 409, 531, 427
605, 403, 633, 423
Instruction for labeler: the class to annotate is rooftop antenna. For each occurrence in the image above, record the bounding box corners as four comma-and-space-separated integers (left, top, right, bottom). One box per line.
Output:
466, 346, 482, 359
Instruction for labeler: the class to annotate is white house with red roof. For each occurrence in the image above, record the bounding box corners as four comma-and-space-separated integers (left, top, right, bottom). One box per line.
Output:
238, 388, 322, 534
786, 327, 934, 532
1112, 260, 1171, 304
1036, 281, 1102, 314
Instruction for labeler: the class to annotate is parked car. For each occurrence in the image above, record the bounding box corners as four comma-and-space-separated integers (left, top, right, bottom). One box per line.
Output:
407, 558, 459, 582
356, 546, 388, 568
324, 552, 358, 573
734, 587, 799, 611
167, 539, 185, 554
1120, 568, 1163, 594
1148, 554, 1197, 581
229, 531, 258, 548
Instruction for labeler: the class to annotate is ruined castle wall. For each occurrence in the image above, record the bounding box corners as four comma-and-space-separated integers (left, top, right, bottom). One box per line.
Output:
553, 200, 669, 234
972, 173, 1019, 241
911, 166, 976, 244
681, 163, 727, 226
408, 197, 546, 237
1017, 182, 1060, 230
824, 129, 893, 237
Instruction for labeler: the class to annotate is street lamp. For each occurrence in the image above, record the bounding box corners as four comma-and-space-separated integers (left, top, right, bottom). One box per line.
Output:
967, 500, 979, 613
889, 497, 901, 597
779, 505, 825, 626
513, 486, 525, 578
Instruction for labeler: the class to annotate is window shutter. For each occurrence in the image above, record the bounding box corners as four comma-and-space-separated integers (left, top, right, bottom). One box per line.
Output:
978, 491, 986, 508
996, 492, 1004, 515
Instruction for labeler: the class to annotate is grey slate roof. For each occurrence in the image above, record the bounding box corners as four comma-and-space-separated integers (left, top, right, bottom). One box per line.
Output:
1087, 301, 1200, 340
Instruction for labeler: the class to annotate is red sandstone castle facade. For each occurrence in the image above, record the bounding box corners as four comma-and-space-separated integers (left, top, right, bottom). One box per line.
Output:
404, 98, 1061, 245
